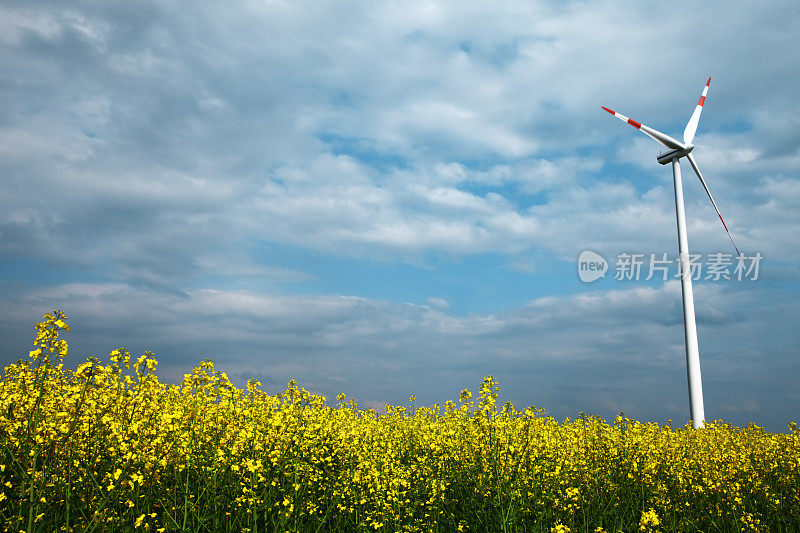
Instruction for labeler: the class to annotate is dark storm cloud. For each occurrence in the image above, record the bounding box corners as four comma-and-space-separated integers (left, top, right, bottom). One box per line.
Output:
2, 281, 796, 430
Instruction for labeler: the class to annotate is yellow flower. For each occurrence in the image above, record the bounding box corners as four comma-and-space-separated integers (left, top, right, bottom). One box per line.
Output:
639, 508, 661, 532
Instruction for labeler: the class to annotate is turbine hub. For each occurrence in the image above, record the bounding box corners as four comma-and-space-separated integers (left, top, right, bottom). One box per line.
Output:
657, 144, 693, 165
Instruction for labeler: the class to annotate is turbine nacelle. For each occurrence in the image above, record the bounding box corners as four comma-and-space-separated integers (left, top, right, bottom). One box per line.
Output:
657, 144, 693, 165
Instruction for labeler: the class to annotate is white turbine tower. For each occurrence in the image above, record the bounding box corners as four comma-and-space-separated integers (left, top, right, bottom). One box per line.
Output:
602, 77, 741, 429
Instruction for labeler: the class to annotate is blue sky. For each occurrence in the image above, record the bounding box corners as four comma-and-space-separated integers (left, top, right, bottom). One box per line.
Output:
1, 0, 798, 430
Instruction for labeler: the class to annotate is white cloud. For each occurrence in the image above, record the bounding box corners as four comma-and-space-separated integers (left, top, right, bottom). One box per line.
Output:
2, 0, 798, 268
1, 0, 799, 431
0, 5, 62, 44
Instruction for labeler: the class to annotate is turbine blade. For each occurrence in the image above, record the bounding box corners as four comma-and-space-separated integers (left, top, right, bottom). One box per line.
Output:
683, 77, 711, 145
602, 106, 685, 150
686, 153, 741, 256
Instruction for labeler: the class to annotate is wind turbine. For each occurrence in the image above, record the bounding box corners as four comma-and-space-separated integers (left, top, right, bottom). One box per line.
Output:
602, 77, 740, 429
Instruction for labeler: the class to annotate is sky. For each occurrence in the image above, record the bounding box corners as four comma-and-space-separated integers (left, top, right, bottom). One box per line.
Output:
1, 0, 798, 431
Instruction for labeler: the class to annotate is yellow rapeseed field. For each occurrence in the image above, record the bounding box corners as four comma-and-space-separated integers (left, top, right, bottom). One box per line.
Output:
1, 311, 798, 532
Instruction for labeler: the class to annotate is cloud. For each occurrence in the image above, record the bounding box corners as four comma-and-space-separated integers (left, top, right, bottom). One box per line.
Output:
1, 0, 799, 433
2, 0, 798, 268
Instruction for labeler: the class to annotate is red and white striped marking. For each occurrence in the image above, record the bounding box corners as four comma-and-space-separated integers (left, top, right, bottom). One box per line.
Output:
602, 106, 641, 129
697, 77, 710, 107
686, 153, 741, 256
683, 77, 711, 144
602, 106, 684, 149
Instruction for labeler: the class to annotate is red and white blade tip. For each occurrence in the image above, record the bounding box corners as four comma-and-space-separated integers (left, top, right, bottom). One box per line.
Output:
698, 78, 711, 107
601, 106, 641, 129
602, 105, 684, 149
684, 77, 712, 144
